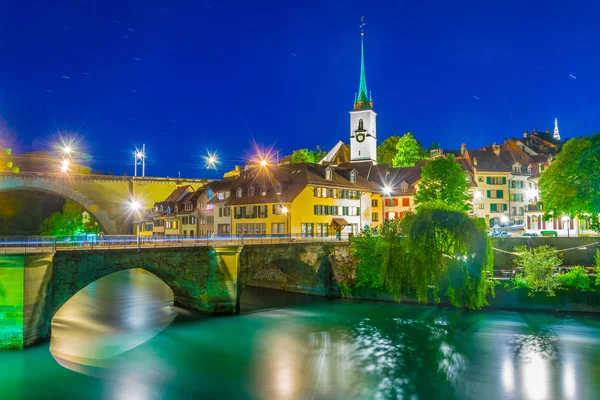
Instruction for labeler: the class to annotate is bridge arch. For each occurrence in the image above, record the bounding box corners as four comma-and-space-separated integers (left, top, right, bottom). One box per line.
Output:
0, 176, 117, 234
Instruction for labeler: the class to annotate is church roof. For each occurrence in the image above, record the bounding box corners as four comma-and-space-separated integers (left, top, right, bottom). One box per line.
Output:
353, 28, 373, 111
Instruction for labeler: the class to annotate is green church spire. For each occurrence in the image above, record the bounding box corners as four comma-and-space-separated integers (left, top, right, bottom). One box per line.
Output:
354, 17, 372, 110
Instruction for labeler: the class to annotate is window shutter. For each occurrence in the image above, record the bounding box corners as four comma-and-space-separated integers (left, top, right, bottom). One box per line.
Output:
385, 212, 389, 220
502, 177, 507, 184
357, 207, 361, 216
486, 177, 491, 184
394, 199, 399, 207
503, 204, 508, 211
487, 190, 491, 198
497, 190, 503, 199
490, 204, 497, 212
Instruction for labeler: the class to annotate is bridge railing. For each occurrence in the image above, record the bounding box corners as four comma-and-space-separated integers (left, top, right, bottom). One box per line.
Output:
0, 236, 57, 254
0, 234, 351, 252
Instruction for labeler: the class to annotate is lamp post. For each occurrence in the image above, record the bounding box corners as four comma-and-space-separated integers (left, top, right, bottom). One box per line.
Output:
129, 200, 142, 251
282, 206, 290, 241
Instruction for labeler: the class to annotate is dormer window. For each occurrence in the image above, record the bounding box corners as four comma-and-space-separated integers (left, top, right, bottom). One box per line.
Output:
512, 164, 521, 174
248, 186, 255, 197
325, 167, 333, 181
527, 165, 533, 174
236, 188, 243, 198
275, 183, 282, 195
160, 205, 164, 212
167, 206, 171, 214
401, 184, 408, 193
207, 189, 213, 199
185, 203, 193, 211
174, 206, 178, 213
260, 185, 267, 196
349, 171, 356, 183
154, 206, 158, 212
217, 191, 225, 200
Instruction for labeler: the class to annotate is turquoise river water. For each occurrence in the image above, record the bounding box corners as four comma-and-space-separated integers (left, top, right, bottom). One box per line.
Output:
1, 268, 600, 400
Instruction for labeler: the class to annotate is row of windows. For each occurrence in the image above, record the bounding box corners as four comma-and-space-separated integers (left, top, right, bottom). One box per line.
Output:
236, 223, 266, 235
301, 223, 330, 237
234, 205, 269, 219
509, 180, 525, 189
218, 207, 231, 217
236, 184, 283, 199
314, 188, 361, 199
384, 198, 410, 207
165, 220, 178, 229
181, 216, 196, 225
313, 205, 360, 216
487, 190, 504, 199
509, 193, 524, 202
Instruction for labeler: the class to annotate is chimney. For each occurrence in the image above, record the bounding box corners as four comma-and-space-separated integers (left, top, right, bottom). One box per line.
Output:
473, 157, 478, 166
533, 127, 537, 134
523, 130, 528, 138
492, 142, 501, 156
460, 143, 466, 155
546, 128, 551, 134
504, 137, 508, 144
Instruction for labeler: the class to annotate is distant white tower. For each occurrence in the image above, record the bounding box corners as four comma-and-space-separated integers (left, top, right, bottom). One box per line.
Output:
349, 17, 377, 164
553, 118, 561, 141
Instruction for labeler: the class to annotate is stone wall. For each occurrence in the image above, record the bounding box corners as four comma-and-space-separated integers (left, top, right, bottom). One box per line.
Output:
492, 237, 600, 269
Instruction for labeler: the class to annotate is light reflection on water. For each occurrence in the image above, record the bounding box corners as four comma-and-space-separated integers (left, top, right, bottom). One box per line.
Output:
1, 285, 600, 399
50, 268, 176, 374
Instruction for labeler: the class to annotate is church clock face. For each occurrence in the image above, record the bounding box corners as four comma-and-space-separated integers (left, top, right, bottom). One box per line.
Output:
356, 133, 365, 143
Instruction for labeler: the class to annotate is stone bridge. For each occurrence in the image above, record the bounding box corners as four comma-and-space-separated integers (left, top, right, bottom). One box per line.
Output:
0, 172, 209, 234
0, 243, 351, 349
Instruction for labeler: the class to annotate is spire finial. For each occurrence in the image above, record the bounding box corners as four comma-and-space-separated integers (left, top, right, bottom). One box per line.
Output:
553, 117, 561, 141
354, 16, 371, 110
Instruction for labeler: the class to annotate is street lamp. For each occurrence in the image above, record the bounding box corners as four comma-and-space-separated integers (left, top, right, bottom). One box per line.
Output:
63, 145, 72, 156
282, 206, 290, 239
500, 215, 509, 227
382, 185, 392, 224
260, 159, 268, 167
134, 144, 146, 177
129, 200, 142, 251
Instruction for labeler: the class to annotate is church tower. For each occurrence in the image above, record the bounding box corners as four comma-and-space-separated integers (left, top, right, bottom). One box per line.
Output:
553, 118, 561, 141
349, 18, 377, 164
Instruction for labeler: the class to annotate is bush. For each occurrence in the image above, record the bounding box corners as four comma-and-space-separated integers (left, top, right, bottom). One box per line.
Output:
557, 266, 591, 291
595, 249, 600, 288
513, 245, 562, 296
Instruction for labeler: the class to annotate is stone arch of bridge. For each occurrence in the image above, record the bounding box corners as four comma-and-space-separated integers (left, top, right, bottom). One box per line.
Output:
0, 177, 116, 234
238, 245, 333, 298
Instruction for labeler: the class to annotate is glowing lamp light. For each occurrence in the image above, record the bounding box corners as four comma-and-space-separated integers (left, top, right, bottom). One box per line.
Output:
61, 159, 70, 172
500, 215, 509, 224
281, 206, 289, 214
260, 159, 268, 167
129, 200, 141, 212
63, 145, 72, 156
473, 190, 483, 200
383, 185, 392, 196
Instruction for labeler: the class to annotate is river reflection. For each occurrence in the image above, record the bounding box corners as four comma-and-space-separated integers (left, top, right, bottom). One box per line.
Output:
2, 285, 600, 399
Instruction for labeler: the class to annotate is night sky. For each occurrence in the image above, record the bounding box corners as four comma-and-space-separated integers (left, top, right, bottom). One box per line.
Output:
1, 0, 599, 178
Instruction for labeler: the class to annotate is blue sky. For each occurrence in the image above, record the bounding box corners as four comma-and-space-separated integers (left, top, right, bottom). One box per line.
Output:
1, 0, 599, 177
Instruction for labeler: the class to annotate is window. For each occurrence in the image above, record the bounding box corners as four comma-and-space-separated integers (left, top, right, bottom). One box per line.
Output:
478, 177, 483, 182
372, 212, 379, 222
235, 188, 242, 198
190, 231, 194, 238
478, 203, 484, 209
174, 206, 178, 213
207, 189, 213, 199
273, 204, 285, 215
182, 216, 188, 225
200, 217, 206, 224
487, 190, 504, 199
185, 203, 193, 211
486, 177, 506, 185
515, 153, 521, 159
260, 185, 267, 196
372, 199, 378, 207
325, 167, 333, 181
272, 223, 285, 234
490, 203, 507, 212
402, 198, 410, 207
167, 206, 171, 214
512, 164, 521, 174
217, 191, 225, 200
527, 165, 533, 174
183, 230, 187, 237
248, 186, 255, 197
357, 118, 364, 131
301, 223, 314, 237
275, 183, 282, 195
217, 224, 230, 234
321, 187, 328, 198
223, 207, 231, 217
350, 171, 356, 183
199, 202, 206, 210
207, 216, 214, 224
400, 184, 408, 193
160, 205, 163, 211
316, 223, 329, 237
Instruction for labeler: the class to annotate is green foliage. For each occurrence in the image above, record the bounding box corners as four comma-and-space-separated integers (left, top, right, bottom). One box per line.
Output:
348, 206, 494, 309
392, 132, 426, 167
513, 245, 562, 296
38, 200, 98, 236
290, 146, 327, 164
0, 191, 65, 235
557, 266, 591, 291
539, 133, 600, 232
595, 249, 600, 288
377, 136, 400, 165
414, 155, 471, 212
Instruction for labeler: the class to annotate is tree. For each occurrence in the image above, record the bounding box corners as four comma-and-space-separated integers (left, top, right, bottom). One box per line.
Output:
393, 132, 426, 167
38, 200, 95, 236
414, 155, 471, 212
377, 136, 400, 165
290, 146, 327, 164
513, 245, 562, 296
539, 133, 600, 231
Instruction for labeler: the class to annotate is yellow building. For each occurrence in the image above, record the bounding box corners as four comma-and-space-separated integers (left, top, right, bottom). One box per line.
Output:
214, 163, 380, 237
